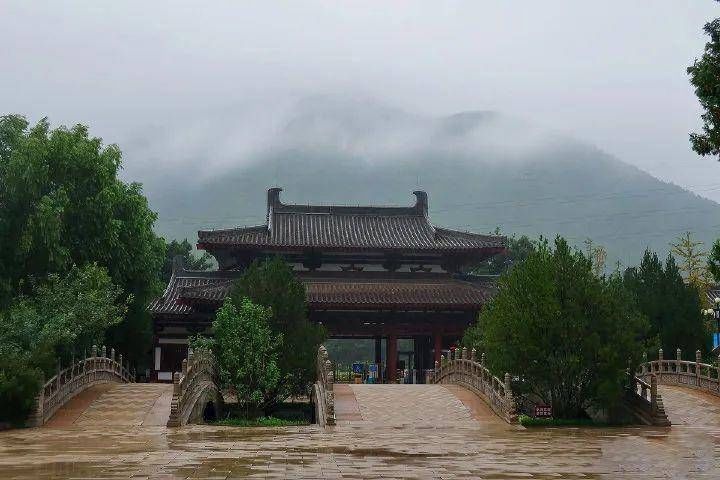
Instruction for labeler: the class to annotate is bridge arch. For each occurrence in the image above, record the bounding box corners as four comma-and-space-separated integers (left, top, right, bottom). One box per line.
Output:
27, 345, 134, 427
166, 348, 224, 427
430, 347, 516, 423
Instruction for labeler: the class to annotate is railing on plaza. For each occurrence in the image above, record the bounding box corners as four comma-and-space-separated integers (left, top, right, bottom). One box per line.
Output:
638, 348, 720, 397
27, 345, 134, 427
312, 345, 336, 427
167, 347, 223, 427
430, 347, 516, 423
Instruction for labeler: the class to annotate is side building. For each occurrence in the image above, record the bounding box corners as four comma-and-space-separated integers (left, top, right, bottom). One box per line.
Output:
149, 188, 506, 382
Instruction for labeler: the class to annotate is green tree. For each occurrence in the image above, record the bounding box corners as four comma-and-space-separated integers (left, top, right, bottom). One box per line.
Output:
213, 298, 282, 415
625, 250, 711, 355
688, 4, 720, 160
484, 234, 535, 275
463, 237, 648, 419
707, 237, 720, 284
0, 115, 165, 366
161, 239, 213, 283
670, 232, 710, 302
0, 264, 128, 423
229, 257, 325, 400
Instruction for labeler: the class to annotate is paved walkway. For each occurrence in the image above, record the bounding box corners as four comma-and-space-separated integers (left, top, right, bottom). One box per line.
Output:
659, 384, 720, 426
335, 384, 501, 426
2, 384, 720, 478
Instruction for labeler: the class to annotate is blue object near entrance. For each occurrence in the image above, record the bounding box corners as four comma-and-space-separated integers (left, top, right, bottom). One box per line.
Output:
352, 363, 364, 374
714, 332, 720, 350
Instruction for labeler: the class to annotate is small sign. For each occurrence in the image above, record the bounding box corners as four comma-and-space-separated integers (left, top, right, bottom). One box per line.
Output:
352, 363, 364, 374
534, 405, 552, 418
368, 364, 378, 373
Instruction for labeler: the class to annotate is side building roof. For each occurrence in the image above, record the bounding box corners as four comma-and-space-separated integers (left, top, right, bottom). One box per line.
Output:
150, 268, 496, 316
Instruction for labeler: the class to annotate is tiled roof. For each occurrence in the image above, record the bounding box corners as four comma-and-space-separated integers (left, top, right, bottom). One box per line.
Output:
303, 276, 493, 310
151, 270, 494, 314
197, 189, 505, 252
149, 271, 238, 315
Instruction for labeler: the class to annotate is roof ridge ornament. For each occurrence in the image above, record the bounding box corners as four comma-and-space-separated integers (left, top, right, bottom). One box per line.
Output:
267, 187, 283, 232
413, 190, 428, 217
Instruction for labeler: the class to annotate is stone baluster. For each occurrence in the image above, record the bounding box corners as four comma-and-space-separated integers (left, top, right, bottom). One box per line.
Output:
480, 353, 485, 367
471, 348, 476, 362
119, 354, 124, 378
182, 359, 188, 376
675, 348, 681, 374
440, 354, 446, 366
173, 372, 181, 395
91, 345, 97, 358
462, 347, 467, 361
641, 352, 648, 375
658, 348, 663, 377
697, 349, 703, 381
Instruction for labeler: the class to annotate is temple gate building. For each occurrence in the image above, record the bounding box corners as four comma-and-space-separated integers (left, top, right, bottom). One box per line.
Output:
150, 188, 506, 382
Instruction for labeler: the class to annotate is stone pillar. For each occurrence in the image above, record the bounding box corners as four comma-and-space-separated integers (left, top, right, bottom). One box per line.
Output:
697, 350, 703, 382
433, 333, 442, 365
471, 348, 477, 362
387, 335, 398, 383
182, 359, 188, 376
504, 373, 512, 399
462, 347, 467, 361
658, 348, 663, 361
91, 345, 98, 358
480, 353, 486, 366
119, 354, 124, 377
110, 348, 115, 362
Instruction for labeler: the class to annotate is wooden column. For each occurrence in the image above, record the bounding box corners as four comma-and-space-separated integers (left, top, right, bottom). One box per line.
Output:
433, 332, 443, 364
374, 336, 382, 365
387, 335, 398, 383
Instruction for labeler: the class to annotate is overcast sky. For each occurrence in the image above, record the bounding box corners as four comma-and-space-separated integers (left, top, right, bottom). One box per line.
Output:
2, 2, 719, 199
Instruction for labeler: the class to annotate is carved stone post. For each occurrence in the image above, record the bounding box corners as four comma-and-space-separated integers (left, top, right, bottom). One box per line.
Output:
119, 354, 124, 377
440, 354, 446, 366
110, 348, 115, 362
641, 352, 648, 375
91, 345, 97, 358
462, 347, 467, 360
182, 359, 188, 376
650, 374, 658, 413
480, 353, 485, 366
697, 349, 703, 383
658, 348, 663, 379
471, 348, 476, 362
102, 345, 107, 358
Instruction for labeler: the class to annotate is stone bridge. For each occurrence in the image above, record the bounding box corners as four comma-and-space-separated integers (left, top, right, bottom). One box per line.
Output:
166, 347, 224, 427
318, 345, 720, 429
27, 345, 135, 427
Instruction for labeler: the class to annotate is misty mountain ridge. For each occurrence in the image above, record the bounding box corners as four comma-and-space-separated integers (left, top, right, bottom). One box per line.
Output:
133, 97, 720, 269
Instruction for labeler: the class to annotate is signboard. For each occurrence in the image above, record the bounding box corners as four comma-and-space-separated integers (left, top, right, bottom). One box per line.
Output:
368, 364, 378, 373
352, 363, 364, 374
534, 405, 552, 418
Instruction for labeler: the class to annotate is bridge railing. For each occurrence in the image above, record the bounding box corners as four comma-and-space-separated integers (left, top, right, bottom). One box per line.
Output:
312, 345, 336, 427
430, 347, 516, 423
28, 345, 134, 427
638, 348, 720, 396
167, 347, 222, 427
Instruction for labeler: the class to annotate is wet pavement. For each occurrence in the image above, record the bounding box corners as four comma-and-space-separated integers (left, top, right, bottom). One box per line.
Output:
0, 384, 719, 478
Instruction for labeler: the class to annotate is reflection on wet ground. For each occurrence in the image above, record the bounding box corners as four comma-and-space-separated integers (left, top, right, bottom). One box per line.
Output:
0, 384, 718, 478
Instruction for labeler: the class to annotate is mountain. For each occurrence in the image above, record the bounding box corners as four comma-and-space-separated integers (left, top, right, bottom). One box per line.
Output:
133, 97, 720, 269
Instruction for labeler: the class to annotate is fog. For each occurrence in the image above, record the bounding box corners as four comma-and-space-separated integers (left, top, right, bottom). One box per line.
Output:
1, 1, 719, 199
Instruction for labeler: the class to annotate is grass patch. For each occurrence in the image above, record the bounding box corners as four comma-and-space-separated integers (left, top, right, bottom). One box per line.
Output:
518, 414, 604, 427
214, 416, 309, 427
